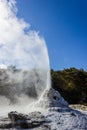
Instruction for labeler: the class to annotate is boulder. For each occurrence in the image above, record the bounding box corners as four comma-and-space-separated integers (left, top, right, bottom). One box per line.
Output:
8, 111, 46, 129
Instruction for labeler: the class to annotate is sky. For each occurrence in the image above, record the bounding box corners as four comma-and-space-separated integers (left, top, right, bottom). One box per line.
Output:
16, 0, 87, 70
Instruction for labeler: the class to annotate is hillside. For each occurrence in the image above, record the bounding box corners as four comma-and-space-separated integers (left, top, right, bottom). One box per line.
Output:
51, 68, 87, 104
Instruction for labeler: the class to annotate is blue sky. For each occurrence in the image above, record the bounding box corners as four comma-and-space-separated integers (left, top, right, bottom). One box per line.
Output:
17, 0, 87, 70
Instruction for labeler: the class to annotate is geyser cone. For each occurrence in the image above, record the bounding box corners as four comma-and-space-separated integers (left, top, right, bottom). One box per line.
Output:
0, 0, 51, 115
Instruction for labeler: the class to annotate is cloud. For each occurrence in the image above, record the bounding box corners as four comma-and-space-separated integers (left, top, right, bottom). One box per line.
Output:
0, 0, 50, 69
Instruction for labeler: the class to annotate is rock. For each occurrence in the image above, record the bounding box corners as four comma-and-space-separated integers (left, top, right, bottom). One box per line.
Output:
0, 123, 12, 129
0, 88, 87, 130
70, 111, 77, 116
38, 88, 68, 108
45, 107, 87, 130
33, 124, 51, 130
8, 111, 46, 129
0, 117, 12, 129
8, 111, 29, 122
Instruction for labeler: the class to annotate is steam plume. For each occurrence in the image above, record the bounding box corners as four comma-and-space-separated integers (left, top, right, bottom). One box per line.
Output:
0, 0, 51, 115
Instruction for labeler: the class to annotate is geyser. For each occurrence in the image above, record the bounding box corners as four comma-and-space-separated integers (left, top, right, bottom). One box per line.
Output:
0, 0, 51, 116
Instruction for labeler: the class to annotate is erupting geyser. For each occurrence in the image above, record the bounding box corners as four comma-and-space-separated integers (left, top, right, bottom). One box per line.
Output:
0, 0, 51, 116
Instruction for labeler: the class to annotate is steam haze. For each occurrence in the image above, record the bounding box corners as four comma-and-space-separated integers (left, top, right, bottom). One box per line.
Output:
0, 0, 51, 116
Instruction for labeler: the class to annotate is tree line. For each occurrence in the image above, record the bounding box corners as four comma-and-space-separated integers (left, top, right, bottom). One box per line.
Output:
51, 68, 87, 104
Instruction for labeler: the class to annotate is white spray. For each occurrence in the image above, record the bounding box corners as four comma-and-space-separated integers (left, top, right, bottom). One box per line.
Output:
0, 0, 51, 116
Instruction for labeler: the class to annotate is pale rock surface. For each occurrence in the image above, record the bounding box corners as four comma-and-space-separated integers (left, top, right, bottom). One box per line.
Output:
0, 88, 87, 130
38, 88, 68, 108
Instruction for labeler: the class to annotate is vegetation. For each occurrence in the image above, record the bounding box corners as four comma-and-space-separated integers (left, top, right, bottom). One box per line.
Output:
51, 68, 87, 104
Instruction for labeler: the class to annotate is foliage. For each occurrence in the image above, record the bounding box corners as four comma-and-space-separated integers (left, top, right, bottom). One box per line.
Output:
51, 68, 87, 104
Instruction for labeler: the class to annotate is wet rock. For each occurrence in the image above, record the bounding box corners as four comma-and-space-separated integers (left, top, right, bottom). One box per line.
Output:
45, 107, 87, 130
33, 124, 51, 130
0, 123, 12, 129
0, 117, 12, 129
8, 111, 29, 122
8, 111, 46, 129
70, 112, 77, 116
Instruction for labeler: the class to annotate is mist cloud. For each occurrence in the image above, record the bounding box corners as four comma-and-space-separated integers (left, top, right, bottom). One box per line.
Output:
0, 0, 49, 69
0, 0, 51, 114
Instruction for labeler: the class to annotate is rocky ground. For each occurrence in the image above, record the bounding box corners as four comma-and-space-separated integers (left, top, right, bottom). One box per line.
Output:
70, 104, 87, 111
0, 88, 87, 130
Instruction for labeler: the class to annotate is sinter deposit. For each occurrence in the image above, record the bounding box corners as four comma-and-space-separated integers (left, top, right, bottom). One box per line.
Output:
0, 88, 87, 130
